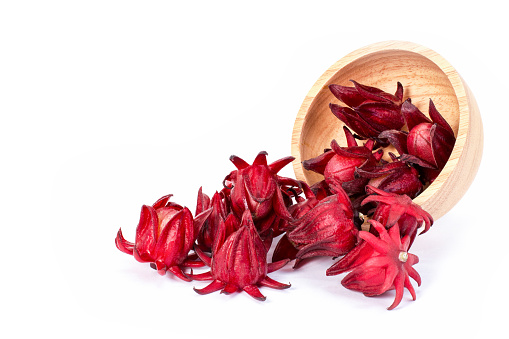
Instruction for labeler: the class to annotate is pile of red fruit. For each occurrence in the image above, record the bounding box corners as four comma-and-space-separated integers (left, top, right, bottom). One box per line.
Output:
115, 81, 455, 310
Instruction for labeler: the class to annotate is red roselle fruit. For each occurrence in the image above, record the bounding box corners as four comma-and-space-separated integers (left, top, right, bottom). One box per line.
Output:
192, 210, 290, 301
355, 155, 423, 199
361, 185, 433, 246
329, 80, 404, 139
194, 188, 237, 253
282, 184, 357, 267
115, 195, 212, 281
303, 126, 383, 196
271, 181, 323, 263
223, 151, 295, 221
327, 219, 421, 310
400, 99, 456, 183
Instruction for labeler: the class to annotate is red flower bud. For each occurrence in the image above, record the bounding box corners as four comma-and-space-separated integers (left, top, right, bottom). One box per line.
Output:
402, 99, 456, 183
362, 185, 433, 245
329, 80, 403, 108
224, 151, 294, 221
193, 210, 290, 301
271, 181, 324, 262
303, 127, 383, 196
355, 159, 423, 199
286, 185, 357, 267
115, 195, 212, 281
328, 220, 421, 310
407, 122, 436, 165
195, 189, 230, 253
328, 81, 404, 139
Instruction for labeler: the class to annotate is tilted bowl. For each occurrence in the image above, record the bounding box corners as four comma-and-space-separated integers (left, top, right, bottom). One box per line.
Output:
291, 41, 483, 220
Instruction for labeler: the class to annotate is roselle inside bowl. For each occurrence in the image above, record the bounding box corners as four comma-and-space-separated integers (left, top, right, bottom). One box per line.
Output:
291, 41, 483, 220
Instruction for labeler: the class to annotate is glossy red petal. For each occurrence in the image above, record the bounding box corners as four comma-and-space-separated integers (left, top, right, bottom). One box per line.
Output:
341, 264, 388, 296
252, 151, 269, 166
358, 230, 391, 254
373, 166, 422, 199
407, 264, 421, 286
401, 99, 431, 131
194, 246, 212, 267
133, 205, 158, 263
182, 258, 206, 268
152, 194, 173, 209
267, 259, 290, 273
272, 184, 293, 221
221, 284, 238, 294
378, 129, 408, 155
229, 174, 247, 217
168, 265, 192, 282
193, 206, 213, 239
326, 241, 374, 276
395, 82, 404, 102
330, 103, 380, 139
387, 274, 405, 310
429, 99, 455, 137
398, 153, 435, 169
153, 210, 186, 268
268, 156, 295, 175
294, 240, 355, 267
244, 165, 276, 203
195, 187, 210, 215
351, 80, 401, 104
190, 271, 214, 281
243, 285, 266, 301
182, 207, 197, 254
259, 276, 291, 290
329, 83, 367, 107
343, 126, 358, 147
407, 122, 435, 166
302, 149, 335, 175
355, 102, 404, 131
430, 123, 456, 169
193, 279, 226, 295
229, 155, 250, 170
324, 153, 366, 185
272, 234, 299, 262
404, 274, 417, 301
115, 228, 134, 255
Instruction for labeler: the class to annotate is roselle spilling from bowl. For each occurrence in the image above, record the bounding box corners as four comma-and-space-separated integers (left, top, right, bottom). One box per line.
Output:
115, 42, 483, 310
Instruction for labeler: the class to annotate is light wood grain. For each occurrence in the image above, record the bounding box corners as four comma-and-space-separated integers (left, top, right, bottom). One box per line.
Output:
291, 40, 483, 220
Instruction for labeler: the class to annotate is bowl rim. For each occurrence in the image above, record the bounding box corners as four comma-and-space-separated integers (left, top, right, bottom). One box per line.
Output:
291, 40, 471, 213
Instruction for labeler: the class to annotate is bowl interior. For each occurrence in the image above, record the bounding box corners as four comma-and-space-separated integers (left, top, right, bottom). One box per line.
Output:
298, 49, 460, 185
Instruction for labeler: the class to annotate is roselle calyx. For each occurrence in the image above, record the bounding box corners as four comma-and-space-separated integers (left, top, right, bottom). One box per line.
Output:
323, 138, 377, 189
327, 219, 421, 310
329, 81, 404, 139
223, 151, 294, 222
115, 194, 212, 281
303, 127, 383, 196
355, 156, 423, 199
272, 181, 324, 262
192, 210, 290, 301
194, 188, 238, 253
361, 185, 433, 245
284, 184, 357, 267
401, 99, 456, 183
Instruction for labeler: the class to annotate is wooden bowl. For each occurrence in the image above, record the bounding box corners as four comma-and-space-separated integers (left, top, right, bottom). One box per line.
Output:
291, 41, 483, 220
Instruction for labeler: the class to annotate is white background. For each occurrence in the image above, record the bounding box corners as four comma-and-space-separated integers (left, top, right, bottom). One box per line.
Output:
1, 1, 506, 338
